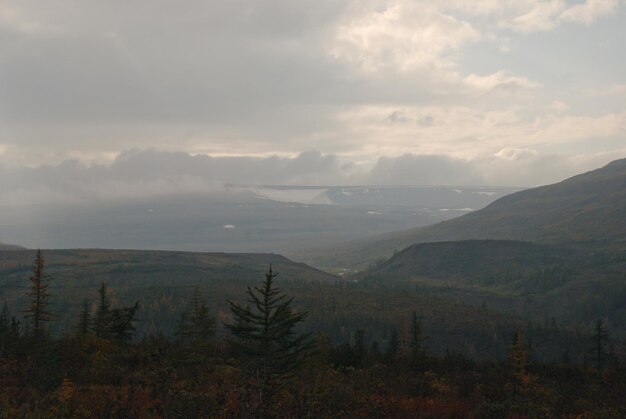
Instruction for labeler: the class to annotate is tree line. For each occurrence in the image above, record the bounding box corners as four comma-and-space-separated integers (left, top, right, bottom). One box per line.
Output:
1, 250, 624, 418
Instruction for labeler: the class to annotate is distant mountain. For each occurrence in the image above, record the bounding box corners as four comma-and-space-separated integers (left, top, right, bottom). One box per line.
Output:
0, 242, 26, 251
303, 158, 626, 271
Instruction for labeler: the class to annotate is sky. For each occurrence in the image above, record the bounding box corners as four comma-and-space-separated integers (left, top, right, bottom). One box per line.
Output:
1, 0, 625, 199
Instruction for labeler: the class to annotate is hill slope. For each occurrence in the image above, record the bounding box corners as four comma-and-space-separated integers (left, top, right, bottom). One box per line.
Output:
369, 240, 584, 285
0, 249, 336, 334
0, 248, 557, 357
361, 239, 626, 336
0, 242, 26, 251
304, 158, 626, 271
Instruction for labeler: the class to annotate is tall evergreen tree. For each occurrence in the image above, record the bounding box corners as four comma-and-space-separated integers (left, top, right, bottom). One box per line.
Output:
410, 311, 425, 367
590, 319, 610, 370
24, 249, 53, 337
92, 282, 139, 343
226, 265, 313, 406
189, 286, 215, 345
175, 286, 216, 347
508, 329, 532, 389
76, 299, 92, 338
94, 282, 111, 338
108, 302, 140, 343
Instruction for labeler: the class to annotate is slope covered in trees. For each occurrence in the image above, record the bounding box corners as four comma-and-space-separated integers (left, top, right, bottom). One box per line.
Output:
362, 239, 626, 338
1, 257, 625, 418
0, 249, 335, 335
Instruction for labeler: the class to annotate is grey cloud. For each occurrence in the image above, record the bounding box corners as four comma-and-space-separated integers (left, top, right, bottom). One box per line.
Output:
365, 154, 483, 186
0, 150, 349, 206
0, 149, 623, 207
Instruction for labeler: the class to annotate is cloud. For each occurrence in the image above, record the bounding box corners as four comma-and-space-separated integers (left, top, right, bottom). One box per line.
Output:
0, 0, 623, 174
559, 0, 619, 25
464, 71, 542, 93
365, 154, 482, 185
506, 0, 566, 33
0, 150, 353, 206
329, 1, 480, 74
2, 149, 625, 208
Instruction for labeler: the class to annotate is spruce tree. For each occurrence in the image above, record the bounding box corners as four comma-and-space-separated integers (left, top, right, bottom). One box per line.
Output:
92, 282, 139, 343
508, 329, 532, 388
108, 302, 140, 343
76, 299, 92, 338
189, 286, 215, 345
590, 319, 610, 370
94, 282, 111, 338
24, 249, 53, 337
226, 265, 313, 404
410, 311, 425, 367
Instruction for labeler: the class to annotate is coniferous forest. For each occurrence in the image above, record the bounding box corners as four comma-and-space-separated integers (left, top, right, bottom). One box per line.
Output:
1, 250, 625, 418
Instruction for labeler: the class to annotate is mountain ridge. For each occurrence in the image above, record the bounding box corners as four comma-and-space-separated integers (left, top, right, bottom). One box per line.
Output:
300, 158, 626, 271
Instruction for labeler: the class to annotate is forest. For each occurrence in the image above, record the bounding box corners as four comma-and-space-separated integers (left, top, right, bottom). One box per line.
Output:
1, 250, 626, 418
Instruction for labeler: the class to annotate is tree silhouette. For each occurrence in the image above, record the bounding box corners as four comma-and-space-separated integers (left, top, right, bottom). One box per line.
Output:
226, 265, 313, 409
92, 282, 138, 343
590, 319, 610, 370
94, 282, 111, 338
410, 311, 426, 367
508, 329, 532, 392
24, 249, 53, 337
76, 299, 92, 338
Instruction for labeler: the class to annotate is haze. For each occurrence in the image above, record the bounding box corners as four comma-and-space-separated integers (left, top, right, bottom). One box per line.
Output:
1, 0, 625, 249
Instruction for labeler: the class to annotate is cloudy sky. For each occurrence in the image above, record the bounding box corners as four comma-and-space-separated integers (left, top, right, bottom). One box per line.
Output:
1, 0, 625, 194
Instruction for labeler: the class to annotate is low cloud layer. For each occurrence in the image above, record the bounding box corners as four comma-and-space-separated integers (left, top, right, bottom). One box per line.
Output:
0, 149, 622, 207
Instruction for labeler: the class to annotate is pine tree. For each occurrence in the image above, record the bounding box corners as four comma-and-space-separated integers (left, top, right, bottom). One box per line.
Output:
590, 318, 610, 370
175, 286, 216, 348
94, 282, 111, 338
226, 265, 313, 406
508, 329, 532, 388
92, 282, 139, 343
24, 249, 53, 337
410, 311, 425, 367
108, 302, 140, 343
189, 286, 215, 345
76, 299, 92, 338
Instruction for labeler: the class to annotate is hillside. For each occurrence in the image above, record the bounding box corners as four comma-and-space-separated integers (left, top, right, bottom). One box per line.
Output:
302, 158, 626, 271
0, 242, 26, 251
0, 248, 578, 358
361, 239, 626, 336
368, 240, 584, 285
0, 249, 336, 334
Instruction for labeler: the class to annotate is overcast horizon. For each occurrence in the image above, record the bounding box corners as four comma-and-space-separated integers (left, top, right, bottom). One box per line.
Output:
1, 1, 626, 204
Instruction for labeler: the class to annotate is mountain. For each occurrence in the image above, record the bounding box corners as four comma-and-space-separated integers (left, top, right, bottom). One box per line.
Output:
361, 239, 626, 336
368, 240, 584, 285
0, 242, 26, 250
303, 158, 626, 271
